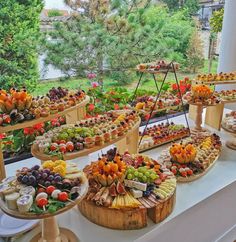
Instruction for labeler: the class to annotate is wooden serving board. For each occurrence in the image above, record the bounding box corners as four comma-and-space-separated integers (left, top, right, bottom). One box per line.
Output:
31, 117, 141, 161
177, 153, 220, 183
78, 189, 176, 230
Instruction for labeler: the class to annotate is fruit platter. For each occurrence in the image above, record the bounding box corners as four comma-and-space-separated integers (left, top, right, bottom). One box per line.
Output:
184, 85, 221, 106
133, 93, 187, 117
195, 71, 236, 84
0, 87, 89, 130
158, 132, 221, 182
0, 160, 88, 218
78, 148, 176, 229
32, 110, 141, 160
139, 122, 190, 152
222, 111, 236, 133
136, 60, 179, 73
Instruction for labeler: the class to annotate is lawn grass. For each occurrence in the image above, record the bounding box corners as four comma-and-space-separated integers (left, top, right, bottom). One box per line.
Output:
33, 59, 218, 95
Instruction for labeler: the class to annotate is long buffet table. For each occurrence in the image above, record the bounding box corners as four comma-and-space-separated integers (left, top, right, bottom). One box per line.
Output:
4, 108, 236, 242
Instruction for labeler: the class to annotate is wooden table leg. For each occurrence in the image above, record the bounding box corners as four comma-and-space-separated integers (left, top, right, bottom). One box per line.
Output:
126, 126, 139, 154
188, 104, 198, 120
115, 136, 127, 154
31, 216, 78, 242
66, 109, 78, 124
194, 105, 204, 131
0, 140, 6, 181
205, 103, 224, 131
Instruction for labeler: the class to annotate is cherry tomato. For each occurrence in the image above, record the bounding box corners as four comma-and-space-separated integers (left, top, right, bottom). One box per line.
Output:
187, 169, 193, 176
37, 188, 46, 194
58, 192, 68, 202
36, 198, 48, 208
3, 115, 11, 124
181, 171, 187, 177
66, 142, 74, 152
46, 185, 56, 195
50, 144, 57, 151
59, 144, 67, 153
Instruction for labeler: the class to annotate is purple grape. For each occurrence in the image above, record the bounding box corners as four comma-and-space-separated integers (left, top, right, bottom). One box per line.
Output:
32, 170, 38, 177
36, 173, 42, 180
44, 181, 51, 187
17, 175, 23, 182
54, 173, 60, 177
42, 173, 48, 179
32, 165, 40, 170
29, 175, 36, 183
38, 179, 44, 185
54, 176, 62, 182
22, 175, 29, 184
47, 175, 54, 181
43, 169, 51, 174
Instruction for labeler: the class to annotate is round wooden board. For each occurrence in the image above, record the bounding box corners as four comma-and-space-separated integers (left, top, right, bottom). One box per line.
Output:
31, 117, 141, 161
226, 140, 236, 150
0, 174, 88, 220
0, 96, 90, 133
177, 153, 220, 183
221, 123, 236, 134
78, 189, 176, 230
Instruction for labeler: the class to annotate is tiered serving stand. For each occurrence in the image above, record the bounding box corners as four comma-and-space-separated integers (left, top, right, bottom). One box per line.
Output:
0, 177, 88, 242
189, 79, 236, 149
133, 63, 190, 152
0, 96, 90, 181
0, 96, 89, 241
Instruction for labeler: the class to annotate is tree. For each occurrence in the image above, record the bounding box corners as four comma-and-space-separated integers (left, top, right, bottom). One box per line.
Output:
0, 0, 43, 91
162, 0, 199, 15
186, 30, 204, 73
42, 2, 194, 84
210, 8, 224, 33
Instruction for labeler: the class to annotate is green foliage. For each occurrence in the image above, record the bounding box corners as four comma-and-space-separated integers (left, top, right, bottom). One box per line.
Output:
162, 0, 199, 15
186, 30, 204, 73
42, 2, 195, 79
47, 9, 63, 17
210, 8, 224, 33
0, 0, 43, 91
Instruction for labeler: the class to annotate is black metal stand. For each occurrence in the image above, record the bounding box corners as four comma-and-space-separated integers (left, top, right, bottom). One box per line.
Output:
133, 62, 191, 147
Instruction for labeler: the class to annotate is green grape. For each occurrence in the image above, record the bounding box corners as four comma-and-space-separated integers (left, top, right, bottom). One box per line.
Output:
138, 167, 146, 173
134, 171, 139, 177
150, 173, 157, 180
142, 175, 147, 182
138, 172, 143, 178
127, 174, 133, 180
145, 171, 150, 177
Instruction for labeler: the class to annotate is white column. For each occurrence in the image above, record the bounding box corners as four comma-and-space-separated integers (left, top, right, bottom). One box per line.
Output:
217, 0, 236, 110
218, 0, 236, 73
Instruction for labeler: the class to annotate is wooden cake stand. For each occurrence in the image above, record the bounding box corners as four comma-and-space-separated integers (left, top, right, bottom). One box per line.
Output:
0, 96, 90, 181
31, 118, 141, 161
0, 176, 88, 242
188, 102, 216, 132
